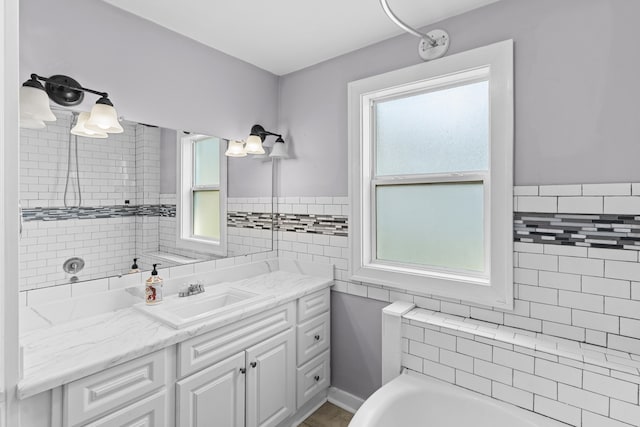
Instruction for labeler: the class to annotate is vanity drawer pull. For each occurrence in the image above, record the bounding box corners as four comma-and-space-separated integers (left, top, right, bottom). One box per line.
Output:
297, 311, 330, 365
250, 361, 257, 368
240, 368, 246, 374
296, 350, 330, 409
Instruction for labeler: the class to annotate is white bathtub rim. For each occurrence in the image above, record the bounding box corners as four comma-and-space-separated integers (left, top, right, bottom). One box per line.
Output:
350, 370, 567, 427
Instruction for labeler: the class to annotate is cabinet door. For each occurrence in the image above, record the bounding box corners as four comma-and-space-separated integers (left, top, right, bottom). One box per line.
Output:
246, 328, 295, 427
176, 352, 245, 427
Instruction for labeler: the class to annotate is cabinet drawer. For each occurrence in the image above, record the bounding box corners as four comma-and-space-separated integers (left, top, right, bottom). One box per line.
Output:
297, 311, 330, 365
64, 350, 166, 427
296, 350, 330, 409
84, 390, 166, 427
297, 289, 330, 323
178, 302, 294, 378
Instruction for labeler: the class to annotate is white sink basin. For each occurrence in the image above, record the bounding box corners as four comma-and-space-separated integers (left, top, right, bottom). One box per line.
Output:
134, 288, 266, 329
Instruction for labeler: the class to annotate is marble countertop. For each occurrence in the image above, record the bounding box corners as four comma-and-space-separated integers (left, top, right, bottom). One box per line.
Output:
19, 269, 332, 399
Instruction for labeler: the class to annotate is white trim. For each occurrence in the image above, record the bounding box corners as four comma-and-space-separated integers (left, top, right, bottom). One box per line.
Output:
327, 387, 364, 414
349, 40, 514, 309
382, 301, 415, 385
1, 0, 21, 425
176, 133, 228, 256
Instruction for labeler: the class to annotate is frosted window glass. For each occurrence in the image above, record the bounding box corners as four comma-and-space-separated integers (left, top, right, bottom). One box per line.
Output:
193, 190, 220, 240
376, 183, 484, 272
194, 138, 220, 186
375, 81, 488, 176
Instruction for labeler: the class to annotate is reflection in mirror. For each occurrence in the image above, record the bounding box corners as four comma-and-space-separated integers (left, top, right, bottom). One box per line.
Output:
19, 109, 273, 291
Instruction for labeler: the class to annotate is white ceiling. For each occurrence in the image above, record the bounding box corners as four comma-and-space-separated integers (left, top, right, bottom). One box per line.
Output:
102, 0, 501, 76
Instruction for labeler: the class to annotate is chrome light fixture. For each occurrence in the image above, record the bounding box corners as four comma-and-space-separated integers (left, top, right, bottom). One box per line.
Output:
379, 0, 449, 61
226, 124, 288, 159
19, 74, 123, 135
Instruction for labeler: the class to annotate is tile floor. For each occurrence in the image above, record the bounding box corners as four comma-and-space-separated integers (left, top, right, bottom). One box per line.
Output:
300, 402, 354, 427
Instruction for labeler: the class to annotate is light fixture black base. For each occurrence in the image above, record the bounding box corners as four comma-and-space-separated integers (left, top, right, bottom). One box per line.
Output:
45, 75, 84, 106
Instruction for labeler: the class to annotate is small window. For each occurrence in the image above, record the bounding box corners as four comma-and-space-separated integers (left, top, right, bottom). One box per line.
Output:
349, 40, 514, 308
177, 133, 227, 255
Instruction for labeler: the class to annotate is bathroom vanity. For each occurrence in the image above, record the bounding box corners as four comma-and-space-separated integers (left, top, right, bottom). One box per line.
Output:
18, 259, 333, 427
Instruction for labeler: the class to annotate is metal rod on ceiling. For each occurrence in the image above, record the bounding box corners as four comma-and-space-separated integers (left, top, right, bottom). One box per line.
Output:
379, 0, 437, 46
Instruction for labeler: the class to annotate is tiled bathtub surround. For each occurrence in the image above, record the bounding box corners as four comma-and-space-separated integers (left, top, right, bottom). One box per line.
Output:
401, 309, 640, 427
277, 184, 640, 426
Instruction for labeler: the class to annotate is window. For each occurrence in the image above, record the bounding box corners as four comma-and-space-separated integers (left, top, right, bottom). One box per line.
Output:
177, 133, 227, 255
349, 40, 513, 308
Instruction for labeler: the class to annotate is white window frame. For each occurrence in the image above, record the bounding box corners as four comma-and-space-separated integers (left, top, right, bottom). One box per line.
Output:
349, 40, 513, 309
176, 133, 227, 256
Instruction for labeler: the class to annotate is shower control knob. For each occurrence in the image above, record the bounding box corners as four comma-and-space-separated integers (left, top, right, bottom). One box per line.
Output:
314, 375, 320, 382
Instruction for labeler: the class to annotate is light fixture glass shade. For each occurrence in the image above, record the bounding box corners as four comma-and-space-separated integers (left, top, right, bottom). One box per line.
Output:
225, 140, 247, 157
269, 141, 288, 158
71, 112, 108, 139
19, 117, 46, 129
85, 100, 123, 133
244, 134, 265, 155
20, 85, 56, 122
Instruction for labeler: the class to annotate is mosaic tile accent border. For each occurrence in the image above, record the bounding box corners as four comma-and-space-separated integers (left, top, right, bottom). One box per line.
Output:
277, 213, 348, 236
227, 212, 349, 236
22, 204, 176, 222
514, 212, 640, 250
228, 212, 274, 230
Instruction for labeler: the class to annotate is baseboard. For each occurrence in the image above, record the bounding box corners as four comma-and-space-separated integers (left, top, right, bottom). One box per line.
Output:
289, 391, 328, 427
327, 387, 365, 414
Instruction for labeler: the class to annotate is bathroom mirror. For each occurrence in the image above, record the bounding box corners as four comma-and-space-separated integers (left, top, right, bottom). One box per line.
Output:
19, 109, 274, 291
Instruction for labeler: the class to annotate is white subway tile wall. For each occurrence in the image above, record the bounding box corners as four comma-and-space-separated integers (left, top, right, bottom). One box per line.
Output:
276, 185, 640, 426
20, 110, 137, 209
400, 309, 640, 427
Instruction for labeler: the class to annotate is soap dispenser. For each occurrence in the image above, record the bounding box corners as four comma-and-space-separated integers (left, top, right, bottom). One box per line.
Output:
145, 263, 163, 305
129, 258, 140, 274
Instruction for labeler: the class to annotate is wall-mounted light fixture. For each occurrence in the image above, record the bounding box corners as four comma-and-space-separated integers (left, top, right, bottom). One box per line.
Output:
19, 74, 123, 136
225, 124, 288, 159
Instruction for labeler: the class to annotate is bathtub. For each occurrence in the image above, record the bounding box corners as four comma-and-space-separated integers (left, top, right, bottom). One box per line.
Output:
349, 371, 564, 427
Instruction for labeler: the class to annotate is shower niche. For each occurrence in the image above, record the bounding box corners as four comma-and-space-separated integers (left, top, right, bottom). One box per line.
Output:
19, 109, 274, 291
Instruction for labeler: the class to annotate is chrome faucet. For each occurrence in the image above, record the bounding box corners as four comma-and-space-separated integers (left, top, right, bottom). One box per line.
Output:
179, 281, 205, 297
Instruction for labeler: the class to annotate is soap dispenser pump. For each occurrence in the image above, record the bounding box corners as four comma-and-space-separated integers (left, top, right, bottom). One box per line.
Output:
145, 263, 163, 305
129, 258, 140, 274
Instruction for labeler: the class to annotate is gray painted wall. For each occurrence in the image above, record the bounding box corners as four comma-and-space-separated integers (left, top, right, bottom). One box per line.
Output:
331, 292, 388, 399
277, 0, 640, 196
281, 0, 640, 400
20, 0, 279, 142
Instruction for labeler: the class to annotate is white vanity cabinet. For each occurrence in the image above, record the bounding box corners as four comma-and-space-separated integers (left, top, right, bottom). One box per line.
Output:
19, 285, 332, 427
175, 303, 297, 427
63, 348, 172, 427
295, 289, 330, 409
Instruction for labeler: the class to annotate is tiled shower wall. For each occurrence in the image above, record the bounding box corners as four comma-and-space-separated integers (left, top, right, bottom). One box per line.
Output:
19, 111, 138, 289
276, 184, 640, 426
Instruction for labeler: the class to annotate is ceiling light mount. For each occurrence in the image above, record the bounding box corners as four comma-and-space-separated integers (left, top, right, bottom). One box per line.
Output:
379, 0, 450, 61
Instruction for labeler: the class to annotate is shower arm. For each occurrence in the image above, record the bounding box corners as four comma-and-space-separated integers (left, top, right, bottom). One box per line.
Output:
378, 0, 450, 61
379, 0, 437, 46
